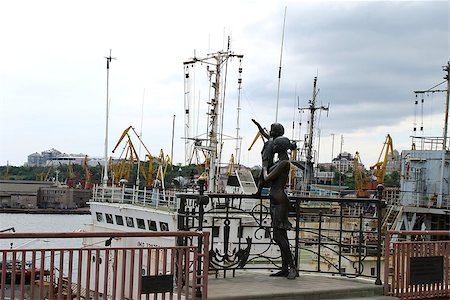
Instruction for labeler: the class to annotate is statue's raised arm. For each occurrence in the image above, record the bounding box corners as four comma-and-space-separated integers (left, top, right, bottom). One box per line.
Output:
252, 119, 270, 140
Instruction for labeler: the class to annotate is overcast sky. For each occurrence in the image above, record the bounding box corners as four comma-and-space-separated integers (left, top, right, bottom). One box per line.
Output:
0, 0, 448, 168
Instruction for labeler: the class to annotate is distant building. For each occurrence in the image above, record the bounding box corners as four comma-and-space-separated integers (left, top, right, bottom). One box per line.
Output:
317, 163, 333, 172
37, 187, 91, 209
0, 180, 55, 208
314, 163, 335, 184
46, 156, 85, 166
386, 149, 401, 174
27, 148, 63, 166
314, 171, 335, 185
332, 152, 354, 173
27, 148, 91, 167
0, 180, 91, 209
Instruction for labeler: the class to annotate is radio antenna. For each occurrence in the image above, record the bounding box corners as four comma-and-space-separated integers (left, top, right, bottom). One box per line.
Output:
275, 6, 287, 122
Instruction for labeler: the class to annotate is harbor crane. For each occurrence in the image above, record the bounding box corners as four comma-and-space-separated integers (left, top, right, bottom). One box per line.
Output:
353, 151, 369, 198
370, 134, 394, 186
112, 126, 171, 188
83, 155, 92, 189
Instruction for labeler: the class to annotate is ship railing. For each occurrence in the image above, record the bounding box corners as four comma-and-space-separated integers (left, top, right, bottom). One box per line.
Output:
92, 185, 179, 211
397, 190, 450, 209
441, 195, 450, 210
384, 230, 450, 299
411, 136, 445, 151
176, 192, 386, 284
0, 231, 210, 300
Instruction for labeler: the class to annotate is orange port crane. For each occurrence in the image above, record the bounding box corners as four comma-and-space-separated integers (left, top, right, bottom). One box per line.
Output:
370, 134, 394, 186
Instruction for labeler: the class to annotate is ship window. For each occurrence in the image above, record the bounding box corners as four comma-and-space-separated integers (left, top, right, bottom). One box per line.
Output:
105, 213, 113, 224
212, 226, 220, 238
226, 175, 240, 187
96, 212, 103, 222
126, 217, 135, 228
136, 218, 146, 229
115, 215, 124, 226
148, 220, 157, 231
159, 222, 169, 231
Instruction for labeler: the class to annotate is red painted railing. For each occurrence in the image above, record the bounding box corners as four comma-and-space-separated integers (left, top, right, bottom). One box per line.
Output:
384, 230, 450, 299
0, 231, 209, 300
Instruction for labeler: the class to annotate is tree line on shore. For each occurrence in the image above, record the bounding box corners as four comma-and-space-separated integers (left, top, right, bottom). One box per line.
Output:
0, 164, 400, 190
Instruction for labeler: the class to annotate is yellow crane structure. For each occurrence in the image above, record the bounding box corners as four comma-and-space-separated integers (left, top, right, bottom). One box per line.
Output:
83, 155, 92, 189
370, 134, 394, 186
111, 126, 171, 187
187, 142, 210, 182
247, 128, 269, 151
40, 165, 53, 181
225, 154, 235, 176
154, 149, 171, 186
353, 151, 369, 198
66, 161, 75, 187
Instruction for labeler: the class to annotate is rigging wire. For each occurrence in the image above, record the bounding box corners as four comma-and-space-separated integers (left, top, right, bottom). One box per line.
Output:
136, 88, 145, 186
219, 43, 231, 170
316, 109, 323, 164
236, 57, 243, 166
183, 64, 192, 165
206, 65, 213, 149
413, 94, 417, 135
291, 86, 297, 141
196, 89, 201, 139
420, 95, 424, 133
429, 92, 434, 132
298, 96, 303, 143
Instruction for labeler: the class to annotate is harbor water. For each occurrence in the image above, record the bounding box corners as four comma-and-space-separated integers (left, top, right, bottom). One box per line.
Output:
0, 213, 90, 250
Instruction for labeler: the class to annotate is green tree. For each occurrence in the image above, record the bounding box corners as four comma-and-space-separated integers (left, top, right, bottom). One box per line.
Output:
384, 171, 400, 187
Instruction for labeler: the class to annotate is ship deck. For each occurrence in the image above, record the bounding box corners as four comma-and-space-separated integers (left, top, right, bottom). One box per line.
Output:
205, 271, 398, 300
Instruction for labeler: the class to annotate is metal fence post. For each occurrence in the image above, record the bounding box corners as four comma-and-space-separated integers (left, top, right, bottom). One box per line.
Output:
375, 184, 384, 285
294, 197, 300, 269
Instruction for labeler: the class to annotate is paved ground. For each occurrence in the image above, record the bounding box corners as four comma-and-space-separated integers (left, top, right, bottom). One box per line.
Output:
204, 271, 399, 300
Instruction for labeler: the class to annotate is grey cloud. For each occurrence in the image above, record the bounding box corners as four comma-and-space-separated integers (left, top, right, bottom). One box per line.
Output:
241, 1, 448, 135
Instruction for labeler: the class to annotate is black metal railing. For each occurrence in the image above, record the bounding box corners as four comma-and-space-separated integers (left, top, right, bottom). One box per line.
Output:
176, 189, 386, 284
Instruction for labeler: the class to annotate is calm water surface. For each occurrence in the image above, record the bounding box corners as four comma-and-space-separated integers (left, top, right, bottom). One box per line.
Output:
0, 213, 91, 249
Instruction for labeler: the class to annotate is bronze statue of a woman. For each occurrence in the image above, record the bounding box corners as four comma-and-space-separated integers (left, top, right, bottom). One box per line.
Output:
251, 119, 284, 196
263, 135, 297, 279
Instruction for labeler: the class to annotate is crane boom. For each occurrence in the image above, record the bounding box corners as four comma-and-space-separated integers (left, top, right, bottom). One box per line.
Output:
370, 134, 394, 185
354, 151, 369, 197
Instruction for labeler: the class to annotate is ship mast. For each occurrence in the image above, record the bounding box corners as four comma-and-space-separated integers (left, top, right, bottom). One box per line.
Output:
412, 61, 450, 208
235, 57, 243, 166
103, 49, 116, 186
443, 61, 449, 150
413, 60, 450, 150
184, 50, 243, 193
299, 76, 328, 190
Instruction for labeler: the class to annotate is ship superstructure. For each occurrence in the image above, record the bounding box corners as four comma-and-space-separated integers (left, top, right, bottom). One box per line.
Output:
383, 62, 450, 234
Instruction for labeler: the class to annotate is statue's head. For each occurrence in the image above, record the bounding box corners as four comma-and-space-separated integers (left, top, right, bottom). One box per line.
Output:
270, 123, 284, 138
273, 136, 297, 159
